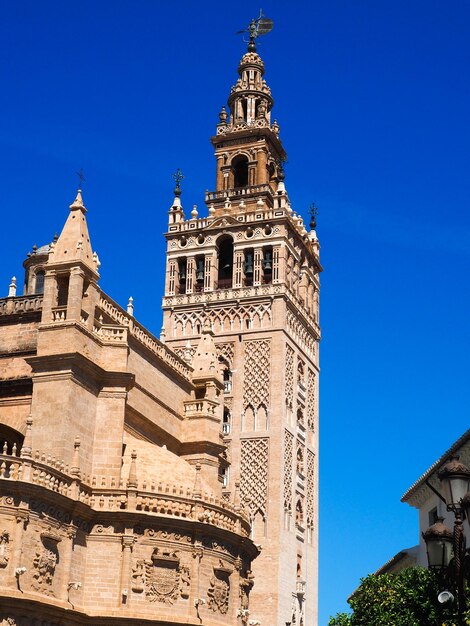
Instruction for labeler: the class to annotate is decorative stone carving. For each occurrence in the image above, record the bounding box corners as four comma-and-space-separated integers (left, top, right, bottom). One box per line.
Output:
174, 303, 272, 338
307, 449, 315, 534
284, 431, 294, 515
286, 309, 316, 357
215, 341, 235, 367
32, 533, 60, 596
240, 438, 269, 517
0, 531, 10, 568
307, 368, 316, 435
239, 569, 254, 610
131, 548, 190, 605
243, 340, 270, 428
207, 561, 231, 614
285, 345, 295, 412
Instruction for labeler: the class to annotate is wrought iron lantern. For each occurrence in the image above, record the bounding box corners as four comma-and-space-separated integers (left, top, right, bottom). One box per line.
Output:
422, 517, 453, 569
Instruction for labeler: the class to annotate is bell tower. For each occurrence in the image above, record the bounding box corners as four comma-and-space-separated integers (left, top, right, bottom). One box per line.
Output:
162, 29, 321, 626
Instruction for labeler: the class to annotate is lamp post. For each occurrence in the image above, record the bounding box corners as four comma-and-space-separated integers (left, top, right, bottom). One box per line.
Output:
422, 455, 470, 626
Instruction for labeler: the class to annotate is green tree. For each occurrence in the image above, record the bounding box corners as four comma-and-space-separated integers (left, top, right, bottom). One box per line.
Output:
328, 567, 465, 626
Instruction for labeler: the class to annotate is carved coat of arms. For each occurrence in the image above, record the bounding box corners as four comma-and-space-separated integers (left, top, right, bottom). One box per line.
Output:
207, 562, 232, 614
132, 548, 190, 605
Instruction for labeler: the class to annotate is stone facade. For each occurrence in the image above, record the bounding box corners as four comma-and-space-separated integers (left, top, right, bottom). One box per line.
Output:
0, 41, 321, 626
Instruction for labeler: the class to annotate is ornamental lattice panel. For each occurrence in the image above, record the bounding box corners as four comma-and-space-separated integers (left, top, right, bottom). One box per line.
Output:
243, 340, 270, 412
240, 438, 269, 516
307, 369, 316, 435
284, 430, 294, 513
285, 345, 294, 411
173, 303, 272, 337
215, 342, 235, 367
307, 449, 315, 530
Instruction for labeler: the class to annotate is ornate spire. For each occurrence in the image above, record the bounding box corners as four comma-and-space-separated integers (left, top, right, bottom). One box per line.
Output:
168, 169, 185, 225
52, 187, 99, 275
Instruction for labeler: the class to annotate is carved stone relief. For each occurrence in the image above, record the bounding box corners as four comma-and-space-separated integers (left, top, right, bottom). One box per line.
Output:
131, 548, 190, 605
0, 531, 10, 568
207, 562, 231, 614
240, 438, 269, 517
283, 431, 294, 514
32, 533, 60, 596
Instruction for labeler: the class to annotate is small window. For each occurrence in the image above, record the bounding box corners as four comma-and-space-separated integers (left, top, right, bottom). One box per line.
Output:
35, 270, 45, 295
57, 276, 69, 307
428, 506, 439, 527
222, 408, 231, 435
232, 155, 249, 188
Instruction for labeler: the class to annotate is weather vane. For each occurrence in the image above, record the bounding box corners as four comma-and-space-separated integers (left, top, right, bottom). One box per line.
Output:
76, 168, 86, 190
237, 10, 274, 52
308, 202, 319, 230
173, 168, 184, 196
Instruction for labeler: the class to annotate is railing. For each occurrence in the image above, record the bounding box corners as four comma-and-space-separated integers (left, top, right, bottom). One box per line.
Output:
0, 294, 43, 316
98, 293, 192, 381
52, 306, 67, 322
183, 399, 217, 418
0, 450, 250, 536
205, 183, 272, 202
93, 323, 127, 343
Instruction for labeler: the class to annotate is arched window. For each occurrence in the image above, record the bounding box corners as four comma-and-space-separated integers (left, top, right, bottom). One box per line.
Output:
195, 257, 205, 292
217, 236, 233, 289
296, 447, 304, 475
0, 424, 24, 456
244, 249, 254, 286
57, 275, 69, 307
178, 259, 187, 294
222, 408, 231, 435
35, 270, 45, 294
296, 499, 304, 526
232, 155, 249, 188
263, 247, 273, 284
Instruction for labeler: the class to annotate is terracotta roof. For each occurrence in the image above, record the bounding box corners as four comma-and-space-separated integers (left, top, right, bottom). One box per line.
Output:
374, 546, 418, 576
401, 428, 470, 503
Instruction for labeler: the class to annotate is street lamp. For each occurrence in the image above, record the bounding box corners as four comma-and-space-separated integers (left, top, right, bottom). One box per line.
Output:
422, 454, 470, 626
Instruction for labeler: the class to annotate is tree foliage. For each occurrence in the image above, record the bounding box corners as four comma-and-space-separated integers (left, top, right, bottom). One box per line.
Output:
328, 567, 465, 626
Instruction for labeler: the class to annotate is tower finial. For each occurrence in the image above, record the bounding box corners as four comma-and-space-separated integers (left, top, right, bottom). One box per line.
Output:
173, 168, 184, 197
76, 168, 86, 191
236, 11, 274, 52
309, 202, 319, 230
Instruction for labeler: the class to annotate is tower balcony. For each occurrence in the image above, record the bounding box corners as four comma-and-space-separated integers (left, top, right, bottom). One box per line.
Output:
205, 183, 273, 204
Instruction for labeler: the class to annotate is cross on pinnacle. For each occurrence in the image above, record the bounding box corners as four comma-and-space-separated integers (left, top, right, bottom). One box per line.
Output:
309, 202, 319, 230
173, 168, 184, 197
76, 168, 86, 190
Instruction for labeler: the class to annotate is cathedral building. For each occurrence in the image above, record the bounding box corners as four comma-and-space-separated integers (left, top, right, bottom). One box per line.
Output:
0, 34, 321, 626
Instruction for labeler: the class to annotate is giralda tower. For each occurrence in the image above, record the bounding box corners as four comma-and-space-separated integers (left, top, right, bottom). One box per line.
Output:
161, 21, 321, 626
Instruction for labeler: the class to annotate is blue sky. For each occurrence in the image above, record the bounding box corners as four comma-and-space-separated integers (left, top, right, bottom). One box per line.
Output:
1, 1, 470, 623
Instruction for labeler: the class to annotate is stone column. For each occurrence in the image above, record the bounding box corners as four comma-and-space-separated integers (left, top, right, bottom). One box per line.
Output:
119, 535, 135, 606
233, 250, 244, 288
216, 156, 225, 191
204, 254, 213, 292
66, 267, 85, 321
253, 249, 262, 287
41, 269, 57, 323
186, 257, 195, 295
256, 150, 267, 185
59, 526, 76, 601
11, 512, 28, 576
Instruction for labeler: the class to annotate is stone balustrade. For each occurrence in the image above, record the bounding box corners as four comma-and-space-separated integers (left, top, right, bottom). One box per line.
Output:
184, 398, 217, 418
98, 293, 193, 381
205, 183, 272, 202
51, 305, 67, 322
0, 294, 43, 316
0, 450, 250, 537
93, 323, 127, 342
